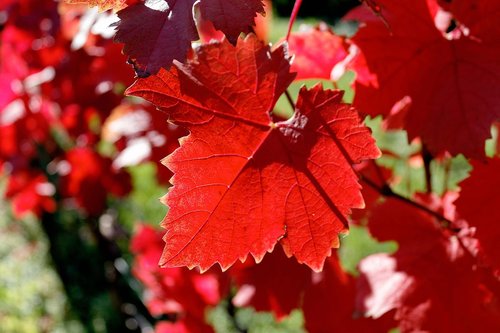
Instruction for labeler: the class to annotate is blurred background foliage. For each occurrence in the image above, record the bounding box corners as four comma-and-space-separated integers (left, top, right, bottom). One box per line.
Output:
0, 0, 477, 332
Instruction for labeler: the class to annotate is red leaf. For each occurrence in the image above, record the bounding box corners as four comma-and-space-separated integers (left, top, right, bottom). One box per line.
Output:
455, 158, 500, 272
114, 0, 198, 76
60, 147, 132, 216
350, 0, 500, 158
127, 35, 380, 272
303, 254, 393, 333
230, 247, 392, 332
359, 197, 500, 332
438, 0, 500, 42
231, 246, 311, 318
114, 0, 264, 75
199, 0, 264, 44
131, 225, 227, 333
5, 170, 56, 218
287, 24, 350, 81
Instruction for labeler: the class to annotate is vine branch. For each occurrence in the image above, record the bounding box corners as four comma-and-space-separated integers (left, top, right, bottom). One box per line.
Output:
360, 171, 456, 229
284, 89, 296, 111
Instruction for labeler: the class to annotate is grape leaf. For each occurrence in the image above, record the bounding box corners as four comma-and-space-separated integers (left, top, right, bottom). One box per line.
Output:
114, 0, 198, 76
127, 35, 380, 272
455, 158, 500, 272
199, 0, 264, 44
113, 0, 264, 75
131, 224, 228, 333
350, 0, 500, 158
302, 252, 394, 333
359, 197, 500, 332
231, 246, 311, 318
231, 248, 392, 332
438, 0, 500, 42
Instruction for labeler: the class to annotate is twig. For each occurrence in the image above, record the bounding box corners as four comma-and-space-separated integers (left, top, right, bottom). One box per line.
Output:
226, 294, 247, 333
421, 144, 433, 193
360, 174, 454, 227
286, 0, 303, 41
284, 90, 296, 111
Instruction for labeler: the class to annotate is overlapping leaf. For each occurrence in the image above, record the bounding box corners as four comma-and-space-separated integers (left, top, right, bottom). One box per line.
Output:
127, 35, 380, 272
131, 224, 228, 333
231, 248, 392, 332
114, 0, 264, 75
359, 197, 500, 332
350, 0, 500, 158
455, 158, 500, 272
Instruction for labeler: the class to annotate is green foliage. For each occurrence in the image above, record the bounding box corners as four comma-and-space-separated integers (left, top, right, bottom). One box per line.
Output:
0, 196, 84, 333
208, 302, 306, 333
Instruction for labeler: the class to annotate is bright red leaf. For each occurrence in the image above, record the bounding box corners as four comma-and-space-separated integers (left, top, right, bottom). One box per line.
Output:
455, 158, 500, 272
350, 0, 500, 158
127, 35, 380, 272
114, 0, 264, 75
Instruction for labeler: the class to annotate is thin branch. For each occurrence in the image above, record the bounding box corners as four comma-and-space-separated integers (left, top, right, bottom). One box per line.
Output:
286, 0, 303, 41
421, 144, 433, 193
370, 160, 387, 187
226, 293, 247, 333
284, 89, 296, 111
360, 174, 455, 227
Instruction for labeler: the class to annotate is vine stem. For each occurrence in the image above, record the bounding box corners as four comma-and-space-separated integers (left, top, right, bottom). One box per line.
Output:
421, 144, 433, 193
360, 172, 455, 228
284, 89, 296, 111
286, 0, 303, 41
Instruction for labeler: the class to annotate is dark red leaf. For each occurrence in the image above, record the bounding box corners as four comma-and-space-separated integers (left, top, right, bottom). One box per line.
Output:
231, 246, 311, 318
199, 0, 264, 44
114, 0, 265, 75
455, 158, 500, 272
230, 247, 392, 332
131, 225, 228, 333
303, 254, 393, 333
350, 0, 500, 158
359, 197, 500, 332
114, 0, 198, 76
